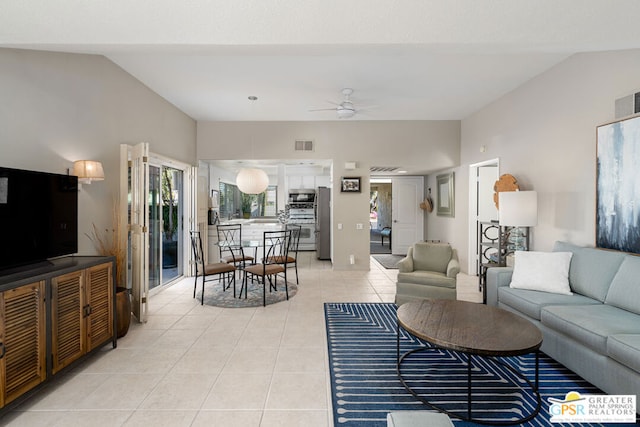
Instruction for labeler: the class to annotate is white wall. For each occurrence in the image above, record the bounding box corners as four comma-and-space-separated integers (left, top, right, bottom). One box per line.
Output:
425, 166, 468, 268
198, 120, 461, 269
445, 48, 640, 271
0, 48, 197, 255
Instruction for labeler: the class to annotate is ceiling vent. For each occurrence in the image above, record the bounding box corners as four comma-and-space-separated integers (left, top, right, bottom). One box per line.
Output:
370, 166, 400, 173
295, 140, 314, 152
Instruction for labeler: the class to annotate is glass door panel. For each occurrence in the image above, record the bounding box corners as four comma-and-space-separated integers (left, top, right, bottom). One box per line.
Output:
162, 166, 183, 284
149, 165, 162, 290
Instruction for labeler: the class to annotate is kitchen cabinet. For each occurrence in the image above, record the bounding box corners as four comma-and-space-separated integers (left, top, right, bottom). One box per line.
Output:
288, 175, 320, 190
0, 281, 46, 407
315, 175, 331, 188
208, 226, 220, 264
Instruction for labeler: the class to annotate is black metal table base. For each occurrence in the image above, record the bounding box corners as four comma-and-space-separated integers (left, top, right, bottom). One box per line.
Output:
396, 324, 541, 426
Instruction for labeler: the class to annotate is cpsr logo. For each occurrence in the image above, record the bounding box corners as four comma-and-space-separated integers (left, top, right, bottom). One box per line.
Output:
548, 391, 636, 423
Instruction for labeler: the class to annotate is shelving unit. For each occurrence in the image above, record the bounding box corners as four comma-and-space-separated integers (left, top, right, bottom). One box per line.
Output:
477, 221, 530, 303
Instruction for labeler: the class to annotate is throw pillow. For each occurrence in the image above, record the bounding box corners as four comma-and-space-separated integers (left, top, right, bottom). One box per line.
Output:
510, 251, 573, 295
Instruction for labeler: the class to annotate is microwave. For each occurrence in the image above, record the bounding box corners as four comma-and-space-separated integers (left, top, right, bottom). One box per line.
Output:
288, 190, 316, 203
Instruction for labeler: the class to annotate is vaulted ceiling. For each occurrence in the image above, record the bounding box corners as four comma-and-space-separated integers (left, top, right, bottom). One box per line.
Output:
3, 1, 640, 122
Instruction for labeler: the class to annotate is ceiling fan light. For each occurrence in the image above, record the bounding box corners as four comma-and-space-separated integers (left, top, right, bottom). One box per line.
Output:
236, 168, 269, 194
337, 107, 355, 119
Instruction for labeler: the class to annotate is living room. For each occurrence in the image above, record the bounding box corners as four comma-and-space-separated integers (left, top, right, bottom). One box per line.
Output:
5, 47, 639, 272
2, 2, 640, 425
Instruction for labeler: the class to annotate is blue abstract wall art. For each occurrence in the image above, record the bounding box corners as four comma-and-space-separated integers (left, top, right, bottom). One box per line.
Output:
596, 115, 640, 254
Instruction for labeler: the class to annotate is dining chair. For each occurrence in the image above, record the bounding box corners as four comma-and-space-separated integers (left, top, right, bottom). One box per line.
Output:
265, 224, 301, 284
190, 231, 236, 305
242, 229, 292, 306
216, 224, 254, 269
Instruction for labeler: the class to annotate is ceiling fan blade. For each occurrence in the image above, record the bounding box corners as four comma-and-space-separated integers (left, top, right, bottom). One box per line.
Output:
308, 108, 337, 112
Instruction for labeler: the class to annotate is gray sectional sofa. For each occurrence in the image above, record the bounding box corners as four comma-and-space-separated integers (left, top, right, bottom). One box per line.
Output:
486, 241, 640, 408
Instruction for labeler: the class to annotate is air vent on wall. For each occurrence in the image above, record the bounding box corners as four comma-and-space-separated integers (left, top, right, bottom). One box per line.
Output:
295, 140, 314, 152
615, 91, 640, 119
370, 166, 400, 173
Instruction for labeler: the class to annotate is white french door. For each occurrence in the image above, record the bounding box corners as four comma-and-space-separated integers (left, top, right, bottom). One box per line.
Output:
121, 142, 150, 323
121, 144, 196, 323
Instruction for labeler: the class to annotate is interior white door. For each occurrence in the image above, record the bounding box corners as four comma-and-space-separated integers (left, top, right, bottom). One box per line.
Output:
478, 166, 498, 222
125, 142, 150, 323
391, 176, 424, 255
468, 159, 499, 274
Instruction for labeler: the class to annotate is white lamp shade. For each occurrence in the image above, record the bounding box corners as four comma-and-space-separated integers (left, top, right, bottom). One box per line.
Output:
73, 160, 104, 183
499, 191, 538, 226
236, 168, 269, 194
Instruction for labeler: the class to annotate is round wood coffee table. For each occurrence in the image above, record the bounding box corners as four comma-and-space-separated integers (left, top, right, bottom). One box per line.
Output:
396, 299, 543, 425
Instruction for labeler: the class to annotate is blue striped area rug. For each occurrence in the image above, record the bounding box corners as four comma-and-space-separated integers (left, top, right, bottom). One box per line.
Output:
325, 303, 619, 427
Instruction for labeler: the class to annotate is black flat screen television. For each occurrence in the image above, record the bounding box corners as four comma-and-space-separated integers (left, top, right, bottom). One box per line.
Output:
0, 166, 78, 273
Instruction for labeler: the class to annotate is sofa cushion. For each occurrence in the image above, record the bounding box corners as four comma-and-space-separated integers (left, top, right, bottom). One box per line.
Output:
553, 241, 625, 302
541, 304, 640, 355
605, 256, 640, 315
607, 334, 640, 374
510, 251, 573, 295
397, 271, 456, 288
412, 243, 452, 273
498, 287, 600, 320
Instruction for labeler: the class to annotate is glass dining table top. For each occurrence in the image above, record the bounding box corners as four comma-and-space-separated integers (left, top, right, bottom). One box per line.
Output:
217, 240, 263, 248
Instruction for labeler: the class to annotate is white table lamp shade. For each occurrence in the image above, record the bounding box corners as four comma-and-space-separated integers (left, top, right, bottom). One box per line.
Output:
236, 168, 269, 194
499, 191, 538, 226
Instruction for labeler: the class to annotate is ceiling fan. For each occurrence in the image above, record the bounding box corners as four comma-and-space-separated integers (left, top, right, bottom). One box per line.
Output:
310, 88, 358, 119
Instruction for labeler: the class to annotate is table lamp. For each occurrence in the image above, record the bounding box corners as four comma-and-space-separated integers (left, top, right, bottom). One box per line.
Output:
498, 190, 538, 252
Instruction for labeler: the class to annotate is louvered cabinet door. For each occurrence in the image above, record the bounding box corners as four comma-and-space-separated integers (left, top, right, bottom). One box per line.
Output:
0, 281, 46, 406
51, 270, 85, 374
85, 263, 114, 352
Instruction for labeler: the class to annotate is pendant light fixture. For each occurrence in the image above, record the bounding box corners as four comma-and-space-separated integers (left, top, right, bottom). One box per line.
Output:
236, 167, 269, 194
236, 96, 269, 194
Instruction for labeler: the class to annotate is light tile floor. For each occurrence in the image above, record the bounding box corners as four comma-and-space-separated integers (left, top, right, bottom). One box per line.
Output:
2, 253, 482, 427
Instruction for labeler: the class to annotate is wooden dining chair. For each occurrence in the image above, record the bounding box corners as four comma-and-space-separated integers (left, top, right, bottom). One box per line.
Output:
265, 224, 301, 284
242, 229, 292, 306
216, 224, 254, 269
190, 231, 236, 305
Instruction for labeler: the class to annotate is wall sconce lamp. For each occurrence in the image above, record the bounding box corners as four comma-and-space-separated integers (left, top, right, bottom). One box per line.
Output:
73, 160, 105, 184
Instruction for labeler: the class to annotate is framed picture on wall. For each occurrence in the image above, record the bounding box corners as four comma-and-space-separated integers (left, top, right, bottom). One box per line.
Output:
341, 177, 361, 193
596, 114, 640, 254
436, 172, 455, 217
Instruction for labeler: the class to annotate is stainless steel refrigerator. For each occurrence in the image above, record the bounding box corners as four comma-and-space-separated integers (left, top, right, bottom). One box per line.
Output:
315, 186, 331, 259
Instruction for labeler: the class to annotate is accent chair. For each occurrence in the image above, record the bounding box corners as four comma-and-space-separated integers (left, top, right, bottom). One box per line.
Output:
395, 241, 460, 305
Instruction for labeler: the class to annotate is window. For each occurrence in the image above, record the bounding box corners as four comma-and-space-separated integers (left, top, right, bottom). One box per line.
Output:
219, 182, 277, 219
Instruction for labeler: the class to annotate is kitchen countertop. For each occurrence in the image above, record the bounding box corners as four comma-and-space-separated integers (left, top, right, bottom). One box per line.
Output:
212, 218, 283, 226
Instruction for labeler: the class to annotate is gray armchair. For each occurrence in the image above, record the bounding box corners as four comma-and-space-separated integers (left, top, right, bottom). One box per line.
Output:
395, 242, 460, 305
